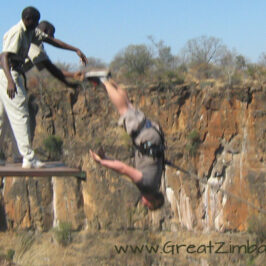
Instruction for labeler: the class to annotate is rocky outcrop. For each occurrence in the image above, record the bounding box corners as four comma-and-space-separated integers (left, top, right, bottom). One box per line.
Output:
163, 86, 265, 232
0, 83, 265, 233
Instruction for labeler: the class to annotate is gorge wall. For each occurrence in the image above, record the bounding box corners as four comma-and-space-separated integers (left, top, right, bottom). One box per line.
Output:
0, 82, 265, 233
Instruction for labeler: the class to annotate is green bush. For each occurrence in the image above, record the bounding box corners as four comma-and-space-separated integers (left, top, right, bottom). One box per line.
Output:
43, 135, 63, 160
6, 249, 15, 261
186, 130, 201, 156
0, 150, 5, 161
246, 64, 266, 84
246, 64, 258, 79
54, 222, 72, 247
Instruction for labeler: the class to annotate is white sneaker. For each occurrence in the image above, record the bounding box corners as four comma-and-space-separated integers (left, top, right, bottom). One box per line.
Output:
22, 158, 46, 169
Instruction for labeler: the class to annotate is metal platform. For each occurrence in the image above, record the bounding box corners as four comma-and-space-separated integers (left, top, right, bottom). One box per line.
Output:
0, 162, 86, 180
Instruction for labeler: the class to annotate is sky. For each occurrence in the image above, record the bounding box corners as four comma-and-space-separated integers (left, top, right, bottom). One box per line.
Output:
0, 0, 265, 68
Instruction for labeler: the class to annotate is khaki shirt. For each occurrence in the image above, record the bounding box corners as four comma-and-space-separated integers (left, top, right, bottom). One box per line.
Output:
2, 20, 48, 64
119, 107, 164, 193
23, 43, 49, 72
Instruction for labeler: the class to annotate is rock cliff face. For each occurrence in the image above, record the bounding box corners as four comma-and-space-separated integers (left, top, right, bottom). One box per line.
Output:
0, 83, 265, 233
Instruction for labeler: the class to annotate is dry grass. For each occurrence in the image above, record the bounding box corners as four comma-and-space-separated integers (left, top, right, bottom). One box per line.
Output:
0, 229, 264, 265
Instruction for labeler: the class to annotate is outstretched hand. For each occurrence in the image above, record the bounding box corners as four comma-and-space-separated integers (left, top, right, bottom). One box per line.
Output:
76, 49, 88, 66
73, 71, 85, 81
90, 150, 102, 163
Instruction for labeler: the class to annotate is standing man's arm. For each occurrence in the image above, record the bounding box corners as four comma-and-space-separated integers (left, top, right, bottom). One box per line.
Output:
43, 36, 88, 66
40, 59, 81, 88
0, 52, 17, 99
62, 70, 84, 80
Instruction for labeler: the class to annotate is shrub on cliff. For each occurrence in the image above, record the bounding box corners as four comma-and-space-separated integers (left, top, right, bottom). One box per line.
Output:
6, 249, 15, 262
54, 222, 72, 247
0, 150, 5, 161
43, 135, 63, 161
186, 130, 201, 157
110, 44, 153, 83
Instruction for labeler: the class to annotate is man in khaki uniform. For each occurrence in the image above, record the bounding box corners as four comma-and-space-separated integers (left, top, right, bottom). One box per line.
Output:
23, 21, 83, 87
0, 20, 84, 165
0, 6, 87, 168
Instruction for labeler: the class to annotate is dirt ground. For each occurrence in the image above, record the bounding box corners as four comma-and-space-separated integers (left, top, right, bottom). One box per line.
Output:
0, 229, 265, 266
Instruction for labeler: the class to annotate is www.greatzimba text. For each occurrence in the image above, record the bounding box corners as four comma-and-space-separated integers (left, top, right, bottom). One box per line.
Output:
114, 241, 265, 255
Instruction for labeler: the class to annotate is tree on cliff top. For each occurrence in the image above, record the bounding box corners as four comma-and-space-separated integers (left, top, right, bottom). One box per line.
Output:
110, 44, 153, 82
183, 35, 226, 65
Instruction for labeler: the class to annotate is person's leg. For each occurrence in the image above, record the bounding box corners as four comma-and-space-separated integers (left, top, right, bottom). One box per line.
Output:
9, 120, 22, 162
0, 105, 21, 162
0, 99, 7, 164
0, 71, 35, 162
0, 100, 7, 149
101, 78, 133, 116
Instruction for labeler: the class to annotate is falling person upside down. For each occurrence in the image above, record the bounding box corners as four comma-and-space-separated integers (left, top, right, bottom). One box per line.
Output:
86, 70, 165, 210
